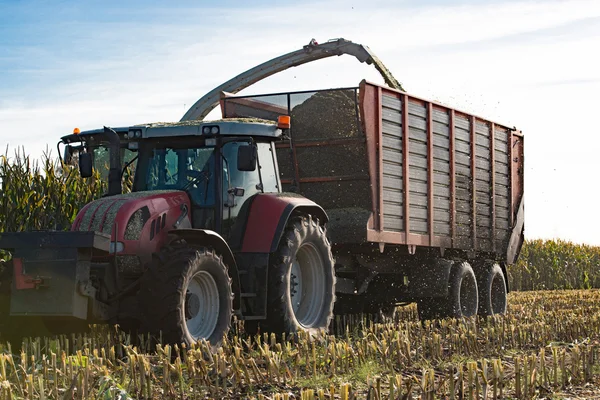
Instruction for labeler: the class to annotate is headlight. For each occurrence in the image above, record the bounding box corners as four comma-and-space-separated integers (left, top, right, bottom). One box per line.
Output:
128, 129, 142, 138
202, 125, 219, 135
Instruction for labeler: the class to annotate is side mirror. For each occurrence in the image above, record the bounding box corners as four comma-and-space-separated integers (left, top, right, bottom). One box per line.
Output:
79, 152, 93, 178
237, 145, 257, 171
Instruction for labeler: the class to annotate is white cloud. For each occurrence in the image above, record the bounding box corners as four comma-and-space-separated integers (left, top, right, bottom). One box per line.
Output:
1, 0, 599, 245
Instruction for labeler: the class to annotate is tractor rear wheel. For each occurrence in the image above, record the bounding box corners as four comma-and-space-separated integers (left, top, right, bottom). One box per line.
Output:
262, 215, 335, 338
139, 244, 233, 350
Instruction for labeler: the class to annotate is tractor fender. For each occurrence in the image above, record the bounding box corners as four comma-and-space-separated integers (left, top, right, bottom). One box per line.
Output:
168, 228, 241, 312
239, 193, 328, 253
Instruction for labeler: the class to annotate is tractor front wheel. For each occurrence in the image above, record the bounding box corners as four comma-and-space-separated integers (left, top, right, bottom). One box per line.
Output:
139, 244, 233, 350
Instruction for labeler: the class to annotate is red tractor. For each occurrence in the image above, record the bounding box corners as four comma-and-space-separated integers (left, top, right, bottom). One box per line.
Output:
0, 119, 336, 348
0, 38, 387, 348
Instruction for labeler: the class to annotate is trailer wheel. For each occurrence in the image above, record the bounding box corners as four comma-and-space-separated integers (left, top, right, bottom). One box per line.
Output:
264, 215, 336, 337
477, 263, 507, 316
417, 261, 478, 320
139, 244, 233, 350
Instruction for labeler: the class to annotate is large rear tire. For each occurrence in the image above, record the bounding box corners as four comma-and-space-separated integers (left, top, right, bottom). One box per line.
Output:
476, 262, 507, 316
262, 215, 336, 338
139, 244, 233, 350
417, 261, 478, 321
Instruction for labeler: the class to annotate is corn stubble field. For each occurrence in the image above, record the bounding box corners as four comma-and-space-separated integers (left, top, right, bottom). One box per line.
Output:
0, 290, 599, 399
2, 150, 600, 399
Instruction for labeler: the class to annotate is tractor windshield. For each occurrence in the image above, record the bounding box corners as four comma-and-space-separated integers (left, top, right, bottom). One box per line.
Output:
92, 145, 137, 182
145, 146, 217, 206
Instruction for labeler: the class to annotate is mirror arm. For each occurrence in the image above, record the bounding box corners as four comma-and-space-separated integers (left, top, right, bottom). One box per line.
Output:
56, 141, 64, 165
255, 143, 264, 193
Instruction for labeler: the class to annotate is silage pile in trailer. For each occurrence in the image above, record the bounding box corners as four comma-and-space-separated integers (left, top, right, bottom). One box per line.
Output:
280, 89, 371, 212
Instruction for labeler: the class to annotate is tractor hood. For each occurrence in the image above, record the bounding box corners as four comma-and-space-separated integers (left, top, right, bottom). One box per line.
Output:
71, 190, 192, 243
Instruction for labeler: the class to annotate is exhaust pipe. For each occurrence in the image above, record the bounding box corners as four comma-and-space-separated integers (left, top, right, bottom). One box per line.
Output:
101, 126, 122, 196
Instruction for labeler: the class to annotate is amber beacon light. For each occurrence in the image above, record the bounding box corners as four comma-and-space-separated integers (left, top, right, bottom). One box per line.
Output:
277, 115, 291, 129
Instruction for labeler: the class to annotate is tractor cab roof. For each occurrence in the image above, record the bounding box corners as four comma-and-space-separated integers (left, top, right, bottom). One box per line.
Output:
62, 118, 282, 144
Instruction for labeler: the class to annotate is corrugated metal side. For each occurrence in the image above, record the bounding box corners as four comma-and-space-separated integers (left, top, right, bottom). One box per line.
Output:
475, 120, 492, 251
381, 94, 404, 232
408, 100, 429, 235
454, 114, 472, 249
407, 100, 428, 235
360, 80, 518, 259
494, 126, 511, 250
432, 107, 451, 237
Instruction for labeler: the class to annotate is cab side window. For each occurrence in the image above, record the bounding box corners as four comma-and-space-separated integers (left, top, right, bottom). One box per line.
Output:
257, 142, 279, 193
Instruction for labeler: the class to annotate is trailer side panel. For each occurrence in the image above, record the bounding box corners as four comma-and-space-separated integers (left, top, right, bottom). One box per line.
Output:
359, 81, 523, 261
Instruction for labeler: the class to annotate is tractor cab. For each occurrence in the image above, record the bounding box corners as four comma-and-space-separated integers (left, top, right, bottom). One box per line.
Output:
64, 118, 287, 239
126, 118, 285, 238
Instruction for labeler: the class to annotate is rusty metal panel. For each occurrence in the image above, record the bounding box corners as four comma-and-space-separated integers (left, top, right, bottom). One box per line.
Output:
360, 82, 382, 232
493, 125, 511, 249
401, 95, 411, 239
449, 110, 456, 245
381, 91, 405, 233
407, 98, 431, 237
452, 113, 473, 249
511, 132, 524, 222
470, 117, 478, 249
474, 120, 492, 251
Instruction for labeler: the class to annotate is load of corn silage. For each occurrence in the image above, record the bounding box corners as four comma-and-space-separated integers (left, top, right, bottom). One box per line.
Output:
276, 89, 372, 243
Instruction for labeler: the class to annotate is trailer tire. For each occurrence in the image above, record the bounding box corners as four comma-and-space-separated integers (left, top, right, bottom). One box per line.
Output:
139, 244, 233, 350
417, 261, 478, 320
263, 215, 336, 338
477, 263, 507, 316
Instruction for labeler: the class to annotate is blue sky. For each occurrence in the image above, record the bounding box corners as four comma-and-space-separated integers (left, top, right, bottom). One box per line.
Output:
1, 0, 600, 245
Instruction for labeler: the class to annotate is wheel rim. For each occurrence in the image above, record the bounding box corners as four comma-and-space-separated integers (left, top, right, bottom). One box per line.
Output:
290, 242, 327, 327
184, 271, 220, 340
490, 272, 507, 314
459, 272, 478, 317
